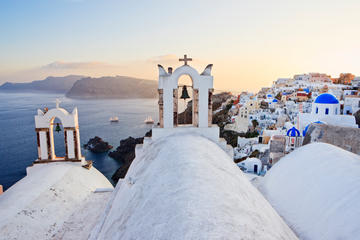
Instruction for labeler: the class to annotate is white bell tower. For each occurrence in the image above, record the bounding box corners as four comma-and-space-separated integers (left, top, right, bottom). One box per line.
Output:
34, 100, 85, 165
150, 55, 233, 157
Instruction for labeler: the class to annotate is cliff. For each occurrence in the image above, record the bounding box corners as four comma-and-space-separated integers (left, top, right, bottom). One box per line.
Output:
0, 75, 84, 93
66, 76, 158, 99
303, 123, 360, 154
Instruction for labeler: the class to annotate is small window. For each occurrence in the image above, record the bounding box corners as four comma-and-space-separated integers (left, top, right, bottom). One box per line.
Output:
335, 108, 338, 114
316, 107, 319, 114
325, 108, 329, 115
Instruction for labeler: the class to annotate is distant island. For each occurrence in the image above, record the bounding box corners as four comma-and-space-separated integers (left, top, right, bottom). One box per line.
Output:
0, 75, 158, 99
66, 76, 158, 99
0, 75, 84, 93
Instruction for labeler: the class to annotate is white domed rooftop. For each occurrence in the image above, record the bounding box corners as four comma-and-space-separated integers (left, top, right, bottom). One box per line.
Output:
0, 162, 113, 240
91, 134, 297, 240
259, 143, 360, 240
314, 93, 339, 104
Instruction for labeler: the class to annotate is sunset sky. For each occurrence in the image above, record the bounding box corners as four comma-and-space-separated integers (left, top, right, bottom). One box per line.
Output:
1, 0, 359, 92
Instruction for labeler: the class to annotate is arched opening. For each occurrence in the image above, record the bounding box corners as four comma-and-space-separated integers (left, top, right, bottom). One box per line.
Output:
50, 117, 66, 159
325, 108, 329, 115
176, 75, 194, 126
316, 107, 319, 114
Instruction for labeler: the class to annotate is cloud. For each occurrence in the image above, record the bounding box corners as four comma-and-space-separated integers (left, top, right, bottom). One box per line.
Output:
41, 61, 119, 70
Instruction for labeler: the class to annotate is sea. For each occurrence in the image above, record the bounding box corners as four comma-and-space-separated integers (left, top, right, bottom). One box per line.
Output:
0, 92, 159, 190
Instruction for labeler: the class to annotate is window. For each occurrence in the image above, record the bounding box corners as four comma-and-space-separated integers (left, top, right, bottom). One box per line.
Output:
358, 101, 360, 108
335, 108, 338, 114
316, 107, 319, 114
325, 108, 329, 115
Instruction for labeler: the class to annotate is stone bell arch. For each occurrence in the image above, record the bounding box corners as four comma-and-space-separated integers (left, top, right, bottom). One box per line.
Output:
148, 55, 233, 157
34, 100, 85, 164
157, 55, 214, 129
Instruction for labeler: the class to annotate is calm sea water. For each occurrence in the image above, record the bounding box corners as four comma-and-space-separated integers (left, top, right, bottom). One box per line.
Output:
0, 92, 158, 190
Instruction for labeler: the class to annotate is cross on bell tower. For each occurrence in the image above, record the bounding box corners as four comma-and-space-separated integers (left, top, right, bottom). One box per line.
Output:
179, 54, 192, 65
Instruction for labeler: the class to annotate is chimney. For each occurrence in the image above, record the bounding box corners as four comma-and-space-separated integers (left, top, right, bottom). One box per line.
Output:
168, 67, 173, 74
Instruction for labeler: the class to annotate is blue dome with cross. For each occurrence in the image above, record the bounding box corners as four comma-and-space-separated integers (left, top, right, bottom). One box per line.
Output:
314, 93, 339, 104
287, 127, 300, 137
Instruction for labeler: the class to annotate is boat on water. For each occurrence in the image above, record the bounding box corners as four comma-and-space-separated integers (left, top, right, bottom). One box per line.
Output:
110, 117, 119, 122
144, 116, 154, 124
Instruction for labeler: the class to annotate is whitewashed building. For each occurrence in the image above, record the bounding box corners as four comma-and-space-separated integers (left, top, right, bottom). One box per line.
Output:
298, 93, 357, 131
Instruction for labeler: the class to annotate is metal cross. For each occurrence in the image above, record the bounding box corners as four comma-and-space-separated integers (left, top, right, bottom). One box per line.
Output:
179, 54, 192, 65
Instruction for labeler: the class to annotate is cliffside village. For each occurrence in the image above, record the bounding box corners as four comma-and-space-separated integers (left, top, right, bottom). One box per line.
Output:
224, 73, 360, 175
1, 56, 360, 239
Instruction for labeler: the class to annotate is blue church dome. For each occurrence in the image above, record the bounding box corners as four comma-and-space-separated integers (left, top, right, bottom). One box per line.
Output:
303, 121, 325, 136
314, 93, 339, 104
287, 127, 300, 137
272, 99, 278, 103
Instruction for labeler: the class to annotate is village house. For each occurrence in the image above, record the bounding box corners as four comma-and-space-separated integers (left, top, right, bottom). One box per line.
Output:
343, 94, 360, 115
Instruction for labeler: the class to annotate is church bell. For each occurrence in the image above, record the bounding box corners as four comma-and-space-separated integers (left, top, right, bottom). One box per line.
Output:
180, 85, 190, 100
55, 123, 61, 133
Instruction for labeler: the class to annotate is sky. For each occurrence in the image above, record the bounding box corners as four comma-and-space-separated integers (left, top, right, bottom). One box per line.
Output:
0, 0, 359, 92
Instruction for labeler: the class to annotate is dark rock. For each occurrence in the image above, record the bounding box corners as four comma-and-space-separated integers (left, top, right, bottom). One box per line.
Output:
178, 100, 193, 124
110, 130, 152, 182
178, 92, 232, 125
212, 92, 232, 110
84, 136, 113, 153
354, 109, 360, 127
220, 130, 259, 148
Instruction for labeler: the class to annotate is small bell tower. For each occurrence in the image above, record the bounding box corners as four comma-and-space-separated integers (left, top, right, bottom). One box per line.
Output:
34, 100, 85, 165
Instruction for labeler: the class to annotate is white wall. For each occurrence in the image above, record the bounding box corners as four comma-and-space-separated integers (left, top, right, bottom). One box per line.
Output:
39, 131, 48, 160
311, 103, 340, 116
66, 130, 75, 159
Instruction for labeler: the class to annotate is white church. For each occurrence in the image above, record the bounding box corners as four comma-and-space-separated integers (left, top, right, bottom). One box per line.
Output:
0, 56, 359, 240
298, 93, 357, 135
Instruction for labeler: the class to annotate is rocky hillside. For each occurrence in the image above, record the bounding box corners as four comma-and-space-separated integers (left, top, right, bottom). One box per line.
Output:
0, 75, 84, 93
66, 76, 158, 99
178, 92, 232, 124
